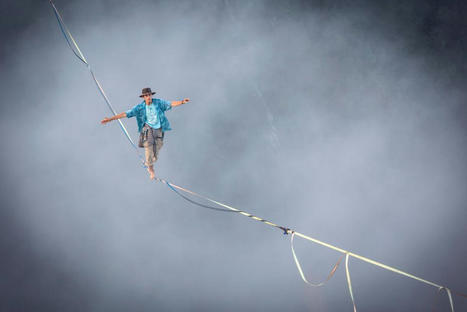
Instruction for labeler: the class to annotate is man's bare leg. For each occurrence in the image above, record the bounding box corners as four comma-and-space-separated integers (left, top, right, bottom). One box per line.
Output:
147, 165, 155, 180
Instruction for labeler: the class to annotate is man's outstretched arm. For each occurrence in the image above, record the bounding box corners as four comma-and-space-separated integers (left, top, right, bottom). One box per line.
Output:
101, 112, 126, 124
171, 98, 190, 107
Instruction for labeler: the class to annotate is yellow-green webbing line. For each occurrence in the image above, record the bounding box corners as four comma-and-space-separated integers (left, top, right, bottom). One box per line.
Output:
291, 231, 456, 312
156, 177, 289, 232
155, 177, 459, 312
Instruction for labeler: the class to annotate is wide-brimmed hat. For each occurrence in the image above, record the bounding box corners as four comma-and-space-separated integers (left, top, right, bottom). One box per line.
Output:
139, 87, 156, 97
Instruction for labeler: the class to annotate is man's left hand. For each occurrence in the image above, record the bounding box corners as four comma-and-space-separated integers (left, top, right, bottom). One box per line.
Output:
182, 98, 190, 104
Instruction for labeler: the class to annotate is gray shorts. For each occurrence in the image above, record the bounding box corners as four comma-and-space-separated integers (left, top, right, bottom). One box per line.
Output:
139, 124, 164, 167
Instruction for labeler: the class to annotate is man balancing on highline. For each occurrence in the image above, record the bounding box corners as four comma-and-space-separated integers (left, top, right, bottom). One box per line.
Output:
101, 87, 189, 180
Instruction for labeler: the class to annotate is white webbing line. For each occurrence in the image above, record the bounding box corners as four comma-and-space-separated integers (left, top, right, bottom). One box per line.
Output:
345, 253, 357, 312
50, 0, 140, 152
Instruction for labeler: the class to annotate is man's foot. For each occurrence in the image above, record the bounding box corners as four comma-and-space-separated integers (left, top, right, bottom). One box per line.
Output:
147, 166, 155, 180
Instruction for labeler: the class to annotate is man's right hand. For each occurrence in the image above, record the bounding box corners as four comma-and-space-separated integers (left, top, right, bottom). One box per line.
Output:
101, 112, 126, 124
101, 117, 112, 124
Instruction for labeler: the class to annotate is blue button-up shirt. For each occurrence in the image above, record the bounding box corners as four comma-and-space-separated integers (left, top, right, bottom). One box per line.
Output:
126, 98, 172, 133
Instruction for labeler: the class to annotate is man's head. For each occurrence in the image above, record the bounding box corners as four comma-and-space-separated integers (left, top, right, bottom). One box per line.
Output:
140, 87, 155, 105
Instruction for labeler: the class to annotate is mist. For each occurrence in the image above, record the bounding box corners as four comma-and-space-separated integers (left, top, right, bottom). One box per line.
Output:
1, 0, 466, 311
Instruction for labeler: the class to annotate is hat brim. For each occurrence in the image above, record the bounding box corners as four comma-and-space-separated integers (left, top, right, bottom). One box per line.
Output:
139, 92, 156, 98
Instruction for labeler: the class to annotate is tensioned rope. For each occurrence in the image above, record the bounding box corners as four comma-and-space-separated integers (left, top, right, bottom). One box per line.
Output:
49, 0, 145, 167
154, 177, 463, 311
49, 1, 465, 311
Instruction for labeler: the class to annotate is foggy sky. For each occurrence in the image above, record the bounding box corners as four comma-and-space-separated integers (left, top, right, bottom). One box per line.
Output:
1, 0, 466, 311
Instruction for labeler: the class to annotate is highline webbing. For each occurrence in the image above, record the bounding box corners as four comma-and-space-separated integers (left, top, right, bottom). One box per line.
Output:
49, 1, 465, 311
153, 177, 462, 311
49, 0, 144, 167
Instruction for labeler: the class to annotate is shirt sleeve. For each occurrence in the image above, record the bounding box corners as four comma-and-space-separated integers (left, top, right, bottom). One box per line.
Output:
125, 104, 139, 118
160, 99, 172, 112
